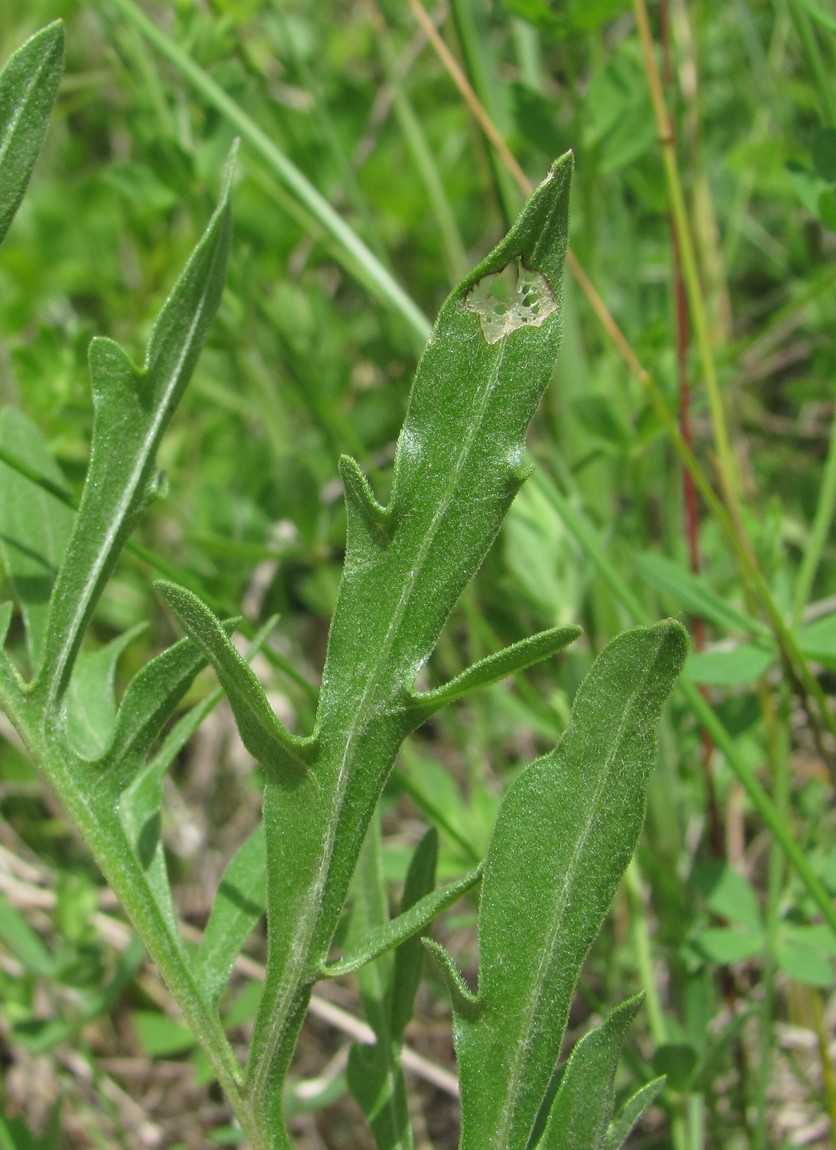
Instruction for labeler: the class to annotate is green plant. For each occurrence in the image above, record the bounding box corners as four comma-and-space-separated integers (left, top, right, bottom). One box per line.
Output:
0, 21, 689, 1149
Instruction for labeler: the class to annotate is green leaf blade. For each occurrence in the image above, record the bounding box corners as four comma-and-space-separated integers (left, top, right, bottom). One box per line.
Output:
38, 158, 233, 706
449, 621, 687, 1150
65, 624, 145, 760
305, 155, 574, 954
197, 826, 267, 1006
406, 624, 580, 720
320, 156, 573, 731
0, 21, 64, 248
321, 862, 481, 979
536, 995, 644, 1150
603, 1077, 666, 1150
156, 579, 311, 774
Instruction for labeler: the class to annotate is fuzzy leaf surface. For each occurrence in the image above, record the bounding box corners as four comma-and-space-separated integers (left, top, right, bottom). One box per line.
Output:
321, 859, 481, 978
603, 1078, 666, 1150
536, 995, 643, 1150
0, 21, 63, 248
197, 826, 266, 1005
36, 151, 233, 707
242, 157, 576, 1116
403, 624, 580, 722
436, 621, 686, 1150
156, 580, 311, 775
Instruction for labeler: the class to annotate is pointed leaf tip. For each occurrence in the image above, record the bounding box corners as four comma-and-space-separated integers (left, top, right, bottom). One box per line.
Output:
156, 580, 313, 777
424, 939, 480, 1019
0, 20, 65, 248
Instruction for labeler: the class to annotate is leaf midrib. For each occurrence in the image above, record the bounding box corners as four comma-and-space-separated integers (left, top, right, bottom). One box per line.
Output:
0, 44, 51, 171
250, 327, 508, 1105
489, 632, 664, 1150
45, 252, 220, 708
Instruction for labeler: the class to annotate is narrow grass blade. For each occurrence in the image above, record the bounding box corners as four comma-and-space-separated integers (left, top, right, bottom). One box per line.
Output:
38, 152, 234, 707
390, 828, 439, 1042
633, 552, 769, 639
0, 21, 63, 247
536, 995, 643, 1150
432, 621, 686, 1150
0, 890, 56, 977
108, 0, 432, 345
0, 408, 74, 676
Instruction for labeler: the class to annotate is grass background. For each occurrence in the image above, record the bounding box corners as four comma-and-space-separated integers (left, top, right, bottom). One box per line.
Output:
0, 1, 835, 1147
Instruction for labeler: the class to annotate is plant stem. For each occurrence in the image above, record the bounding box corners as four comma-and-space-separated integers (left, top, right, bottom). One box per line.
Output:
792, 397, 836, 626
0, 676, 269, 1145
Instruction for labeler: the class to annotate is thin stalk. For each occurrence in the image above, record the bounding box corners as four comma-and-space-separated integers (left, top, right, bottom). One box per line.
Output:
625, 859, 689, 1150
659, 0, 722, 858
632, 0, 741, 511
0, 677, 266, 1146
753, 684, 790, 1150
108, 0, 432, 347
792, 398, 836, 626
811, 989, 836, 1134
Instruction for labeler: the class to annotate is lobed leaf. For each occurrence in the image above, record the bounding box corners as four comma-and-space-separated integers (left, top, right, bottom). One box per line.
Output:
432, 621, 687, 1150
309, 153, 575, 946
36, 149, 235, 708
244, 155, 575, 1120
0, 21, 64, 248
